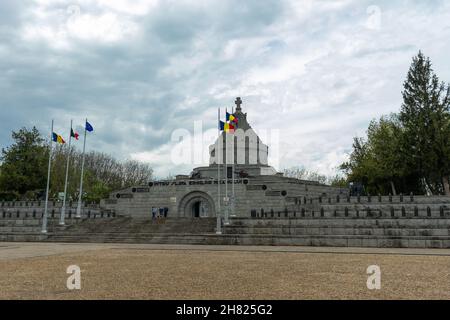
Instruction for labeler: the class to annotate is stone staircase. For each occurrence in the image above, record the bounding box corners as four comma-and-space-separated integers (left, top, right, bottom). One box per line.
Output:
0, 217, 81, 242
221, 217, 450, 248
2, 213, 450, 248
44, 217, 218, 244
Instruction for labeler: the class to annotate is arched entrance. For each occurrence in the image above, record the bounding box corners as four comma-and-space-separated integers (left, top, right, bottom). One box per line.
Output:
191, 200, 209, 218
178, 191, 216, 218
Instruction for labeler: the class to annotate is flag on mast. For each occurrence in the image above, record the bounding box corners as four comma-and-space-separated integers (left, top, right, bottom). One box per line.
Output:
52, 132, 66, 144
226, 111, 238, 124
224, 108, 229, 225
60, 120, 75, 226
71, 128, 79, 140
76, 119, 94, 218
219, 120, 235, 133
41, 120, 54, 233
86, 121, 94, 132
216, 108, 222, 234
231, 106, 236, 217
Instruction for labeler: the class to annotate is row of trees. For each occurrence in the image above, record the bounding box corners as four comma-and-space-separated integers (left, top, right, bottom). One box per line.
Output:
340, 52, 450, 195
282, 167, 346, 186
0, 127, 153, 202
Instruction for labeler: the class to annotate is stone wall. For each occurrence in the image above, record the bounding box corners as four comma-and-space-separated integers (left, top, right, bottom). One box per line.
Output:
101, 176, 347, 218
0, 200, 105, 220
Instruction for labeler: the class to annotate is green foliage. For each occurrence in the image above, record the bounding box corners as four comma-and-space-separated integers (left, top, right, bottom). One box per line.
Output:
0, 127, 48, 198
329, 175, 347, 187
341, 51, 450, 195
0, 191, 20, 201
340, 115, 411, 194
82, 173, 111, 203
399, 51, 450, 194
49, 148, 153, 203
0, 127, 153, 202
283, 166, 328, 184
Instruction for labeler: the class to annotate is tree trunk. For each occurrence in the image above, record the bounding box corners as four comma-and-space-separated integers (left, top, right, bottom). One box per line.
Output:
389, 181, 397, 196
442, 176, 450, 196
422, 177, 433, 196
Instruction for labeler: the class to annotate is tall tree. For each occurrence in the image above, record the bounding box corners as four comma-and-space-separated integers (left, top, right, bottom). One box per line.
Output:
341, 51, 450, 195
0, 127, 49, 196
399, 51, 450, 194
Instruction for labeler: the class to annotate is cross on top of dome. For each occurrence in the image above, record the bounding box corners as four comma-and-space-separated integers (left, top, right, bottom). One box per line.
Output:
235, 97, 242, 112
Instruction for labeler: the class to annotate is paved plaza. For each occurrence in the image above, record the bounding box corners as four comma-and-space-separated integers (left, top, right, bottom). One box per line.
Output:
0, 242, 449, 299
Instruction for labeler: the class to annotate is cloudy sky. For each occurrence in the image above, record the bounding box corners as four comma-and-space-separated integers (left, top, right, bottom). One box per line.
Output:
1, 0, 450, 179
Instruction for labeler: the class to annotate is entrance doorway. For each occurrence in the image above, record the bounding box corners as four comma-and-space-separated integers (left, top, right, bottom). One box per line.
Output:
180, 191, 216, 218
191, 200, 209, 218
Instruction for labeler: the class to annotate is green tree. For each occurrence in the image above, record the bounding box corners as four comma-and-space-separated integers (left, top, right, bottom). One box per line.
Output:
0, 126, 153, 202
399, 51, 450, 195
340, 137, 373, 192
0, 127, 48, 198
340, 52, 450, 195
366, 115, 405, 194
50, 148, 153, 203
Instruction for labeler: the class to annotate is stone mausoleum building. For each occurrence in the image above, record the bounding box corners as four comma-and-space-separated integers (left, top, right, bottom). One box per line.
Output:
102, 98, 344, 218
2, 98, 450, 248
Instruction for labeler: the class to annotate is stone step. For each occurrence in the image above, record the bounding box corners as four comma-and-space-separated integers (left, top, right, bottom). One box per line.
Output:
43, 233, 450, 248
229, 218, 450, 227
3, 216, 450, 248
0, 233, 49, 242
224, 226, 450, 236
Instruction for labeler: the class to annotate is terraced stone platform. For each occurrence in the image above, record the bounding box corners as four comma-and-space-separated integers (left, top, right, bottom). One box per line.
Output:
42, 217, 216, 244
222, 217, 450, 248
2, 198, 450, 247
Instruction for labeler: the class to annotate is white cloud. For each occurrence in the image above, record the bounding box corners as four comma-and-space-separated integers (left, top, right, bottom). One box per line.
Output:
2, 0, 450, 179
22, 2, 139, 49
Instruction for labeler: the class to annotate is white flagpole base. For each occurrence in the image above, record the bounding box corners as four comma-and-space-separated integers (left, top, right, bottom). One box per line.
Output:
75, 206, 82, 219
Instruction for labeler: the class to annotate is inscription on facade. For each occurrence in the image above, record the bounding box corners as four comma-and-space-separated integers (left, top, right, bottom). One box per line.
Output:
117, 193, 133, 199
246, 185, 263, 191
265, 191, 281, 196
151, 179, 245, 187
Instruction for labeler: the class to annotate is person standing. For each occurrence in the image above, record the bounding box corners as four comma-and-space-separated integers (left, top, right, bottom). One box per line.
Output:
158, 207, 164, 224
151, 207, 157, 222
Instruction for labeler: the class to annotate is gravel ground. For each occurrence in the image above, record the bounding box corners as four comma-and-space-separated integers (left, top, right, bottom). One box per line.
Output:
0, 247, 449, 300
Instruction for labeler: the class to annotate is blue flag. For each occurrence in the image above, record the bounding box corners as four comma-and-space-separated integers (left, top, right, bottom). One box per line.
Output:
219, 120, 225, 131
86, 121, 94, 132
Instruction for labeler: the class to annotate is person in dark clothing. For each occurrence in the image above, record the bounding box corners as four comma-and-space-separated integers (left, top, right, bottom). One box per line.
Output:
151, 207, 157, 221
163, 207, 168, 218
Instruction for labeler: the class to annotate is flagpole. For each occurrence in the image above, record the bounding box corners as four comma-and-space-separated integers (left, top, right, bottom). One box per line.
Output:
231, 106, 235, 217
76, 119, 87, 219
224, 108, 229, 225
41, 119, 54, 233
60, 120, 73, 225
216, 108, 222, 234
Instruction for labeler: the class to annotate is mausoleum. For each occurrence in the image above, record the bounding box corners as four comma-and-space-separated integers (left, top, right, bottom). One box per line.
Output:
101, 98, 344, 218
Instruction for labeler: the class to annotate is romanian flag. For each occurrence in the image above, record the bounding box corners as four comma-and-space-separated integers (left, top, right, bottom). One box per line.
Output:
226, 111, 238, 123
71, 128, 79, 140
52, 132, 66, 144
226, 122, 235, 133
219, 120, 235, 133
